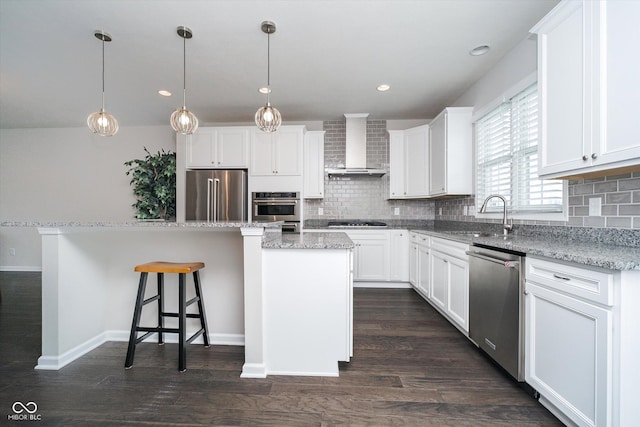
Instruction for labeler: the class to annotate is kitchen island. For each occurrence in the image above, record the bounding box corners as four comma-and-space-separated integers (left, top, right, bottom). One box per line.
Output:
1, 221, 354, 378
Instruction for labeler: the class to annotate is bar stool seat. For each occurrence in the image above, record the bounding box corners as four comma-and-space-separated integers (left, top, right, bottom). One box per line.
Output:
125, 261, 209, 372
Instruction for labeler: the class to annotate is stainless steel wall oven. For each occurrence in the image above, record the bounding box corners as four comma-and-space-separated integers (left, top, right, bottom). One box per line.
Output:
251, 192, 300, 232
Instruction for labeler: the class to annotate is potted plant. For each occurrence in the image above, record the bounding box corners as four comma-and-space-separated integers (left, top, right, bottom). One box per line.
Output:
124, 148, 176, 220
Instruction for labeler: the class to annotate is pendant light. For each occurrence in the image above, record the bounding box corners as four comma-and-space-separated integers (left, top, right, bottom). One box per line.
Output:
87, 31, 119, 137
170, 26, 199, 135
255, 21, 282, 132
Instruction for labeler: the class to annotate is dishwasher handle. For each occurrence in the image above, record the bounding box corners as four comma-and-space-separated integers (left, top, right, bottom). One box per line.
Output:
466, 250, 520, 268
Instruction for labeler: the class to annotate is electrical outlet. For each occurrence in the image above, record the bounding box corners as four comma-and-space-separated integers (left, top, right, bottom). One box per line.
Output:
9, 248, 16, 256
463, 206, 468, 216
394, 207, 400, 216
318, 207, 324, 216
438, 207, 443, 216
468, 206, 476, 216
589, 197, 602, 216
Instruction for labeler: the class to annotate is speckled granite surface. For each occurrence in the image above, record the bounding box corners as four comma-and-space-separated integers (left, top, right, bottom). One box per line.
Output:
0, 220, 283, 229
411, 228, 640, 271
262, 232, 354, 249
305, 219, 640, 271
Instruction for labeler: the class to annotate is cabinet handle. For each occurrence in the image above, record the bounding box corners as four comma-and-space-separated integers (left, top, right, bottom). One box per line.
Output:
552, 273, 571, 281
582, 155, 588, 161
591, 153, 598, 159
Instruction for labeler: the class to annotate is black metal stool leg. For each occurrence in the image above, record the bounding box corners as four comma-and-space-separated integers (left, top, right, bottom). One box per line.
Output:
178, 272, 187, 372
125, 272, 148, 368
157, 272, 164, 345
193, 271, 210, 347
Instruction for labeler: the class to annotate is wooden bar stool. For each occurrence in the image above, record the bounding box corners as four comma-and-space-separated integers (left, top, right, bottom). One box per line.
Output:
125, 261, 209, 372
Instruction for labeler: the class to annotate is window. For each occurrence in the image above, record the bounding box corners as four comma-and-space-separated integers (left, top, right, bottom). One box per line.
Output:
476, 82, 565, 217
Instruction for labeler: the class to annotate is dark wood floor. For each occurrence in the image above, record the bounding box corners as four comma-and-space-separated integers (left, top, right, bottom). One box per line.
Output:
0, 271, 561, 426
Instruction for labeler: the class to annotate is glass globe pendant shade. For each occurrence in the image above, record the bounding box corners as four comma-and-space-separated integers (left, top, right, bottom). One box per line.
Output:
87, 108, 119, 136
255, 102, 281, 132
170, 106, 199, 135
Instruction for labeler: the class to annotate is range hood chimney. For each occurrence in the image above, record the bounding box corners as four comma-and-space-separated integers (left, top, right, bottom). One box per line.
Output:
327, 113, 386, 177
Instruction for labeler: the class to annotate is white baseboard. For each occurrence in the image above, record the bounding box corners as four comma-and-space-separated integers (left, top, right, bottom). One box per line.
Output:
36, 332, 107, 370
241, 363, 267, 378
354, 281, 411, 289
35, 331, 245, 370
0, 265, 42, 272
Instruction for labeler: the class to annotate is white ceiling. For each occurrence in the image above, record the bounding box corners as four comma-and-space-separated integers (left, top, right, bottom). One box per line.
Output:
0, 0, 559, 129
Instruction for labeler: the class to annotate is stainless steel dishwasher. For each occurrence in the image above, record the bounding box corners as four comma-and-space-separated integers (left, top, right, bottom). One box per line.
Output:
466, 244, 525, 381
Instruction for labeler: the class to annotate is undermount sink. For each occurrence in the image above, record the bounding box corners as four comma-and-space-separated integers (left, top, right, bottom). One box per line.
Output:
452, 231, 503, 238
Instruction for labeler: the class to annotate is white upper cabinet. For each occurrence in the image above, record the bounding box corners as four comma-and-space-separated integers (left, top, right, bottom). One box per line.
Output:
250, 126, 303, 176
388, 125, 430, 199
303, 131, 325, 198
186, 127, 249, 168
428, 107, 473, 196
533, 0, 640, 179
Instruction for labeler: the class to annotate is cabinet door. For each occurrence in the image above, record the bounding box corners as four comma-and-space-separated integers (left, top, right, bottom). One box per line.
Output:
186, 129, 216, 168
417, 244, 430, 298
250, 131, 275, 175
430, 250, 448, 311
389, 230, 409, 282
274, 128, 302, 176
429, 113, 447, 195
350, 233, 389, 281
409, 242, 418, 286
525, 281, 612, 427
595, 0, 640, 165
446, 255, 469, 332
388, 131, 406, 198
303, 131, 325, 198
217, 128, 249, 168
405, 126, 429, 197
536, 1, 588, 176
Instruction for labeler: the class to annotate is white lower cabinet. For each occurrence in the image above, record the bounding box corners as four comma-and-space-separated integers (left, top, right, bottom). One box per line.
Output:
409, 232, 430, 297
525, 256, 614, 427
346, 231, 389, 281
409, 233, 469, 334
429, 237, 469, 333
389, 230, 409, 282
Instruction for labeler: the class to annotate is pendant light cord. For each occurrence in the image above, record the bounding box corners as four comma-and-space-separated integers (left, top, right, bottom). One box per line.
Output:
266, 31, 271, 105
101, 37, 106, 111
183, 33, 187, 108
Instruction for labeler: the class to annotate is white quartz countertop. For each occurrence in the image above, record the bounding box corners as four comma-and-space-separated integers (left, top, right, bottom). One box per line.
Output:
262, 232, 354, 249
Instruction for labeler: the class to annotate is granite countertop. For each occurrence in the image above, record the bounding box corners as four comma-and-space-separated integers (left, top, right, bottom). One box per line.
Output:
410, 228, 640, 271
0, 220, 283, 229
262, 232, 354, 250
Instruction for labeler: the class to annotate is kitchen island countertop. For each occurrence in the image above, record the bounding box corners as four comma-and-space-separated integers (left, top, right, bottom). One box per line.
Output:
262, 232, 354, 250
0, 220, 283, 229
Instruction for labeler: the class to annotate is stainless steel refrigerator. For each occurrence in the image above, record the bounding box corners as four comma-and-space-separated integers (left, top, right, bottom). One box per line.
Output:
185, 170, 248, 221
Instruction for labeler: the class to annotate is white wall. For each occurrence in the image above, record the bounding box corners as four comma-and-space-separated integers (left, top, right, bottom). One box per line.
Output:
452, 35, 538, 111
0, 126, 175, 269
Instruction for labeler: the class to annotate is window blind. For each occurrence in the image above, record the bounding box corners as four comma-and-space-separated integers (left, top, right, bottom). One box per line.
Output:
476, 83, 564, 214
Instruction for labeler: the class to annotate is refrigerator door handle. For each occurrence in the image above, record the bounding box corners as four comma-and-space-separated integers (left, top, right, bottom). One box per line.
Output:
207, 178, 214, 222
213, 178, 220, 222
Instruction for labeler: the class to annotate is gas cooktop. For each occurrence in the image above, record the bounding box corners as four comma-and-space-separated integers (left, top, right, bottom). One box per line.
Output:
327, 220, 388, 228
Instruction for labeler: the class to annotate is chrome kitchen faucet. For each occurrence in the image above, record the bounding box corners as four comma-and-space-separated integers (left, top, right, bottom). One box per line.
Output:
479, 195, 513, 236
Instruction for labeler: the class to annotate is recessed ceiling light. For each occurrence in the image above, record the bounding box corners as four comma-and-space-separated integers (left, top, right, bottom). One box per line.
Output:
469, 45, 490, 56
258, 87, 271, 94
158, 90, 172, 97
377, 84, 390, 92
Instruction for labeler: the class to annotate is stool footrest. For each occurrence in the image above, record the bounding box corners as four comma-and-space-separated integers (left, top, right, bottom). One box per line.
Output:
142, 295, 160, 306
186, 328, 205, 344
160, 312, 203, 319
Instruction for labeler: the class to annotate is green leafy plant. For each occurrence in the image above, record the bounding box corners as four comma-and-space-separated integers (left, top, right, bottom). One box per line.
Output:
124, 148, 176, 220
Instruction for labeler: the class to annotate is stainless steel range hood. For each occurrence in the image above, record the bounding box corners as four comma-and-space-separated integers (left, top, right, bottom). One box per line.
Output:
327, 113, 387, 177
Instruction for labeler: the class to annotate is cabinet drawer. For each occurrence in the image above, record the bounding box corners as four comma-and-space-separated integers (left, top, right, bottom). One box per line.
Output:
411, 232, 430, 247
430, 236, 468, 259
526, 256, 615, 306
